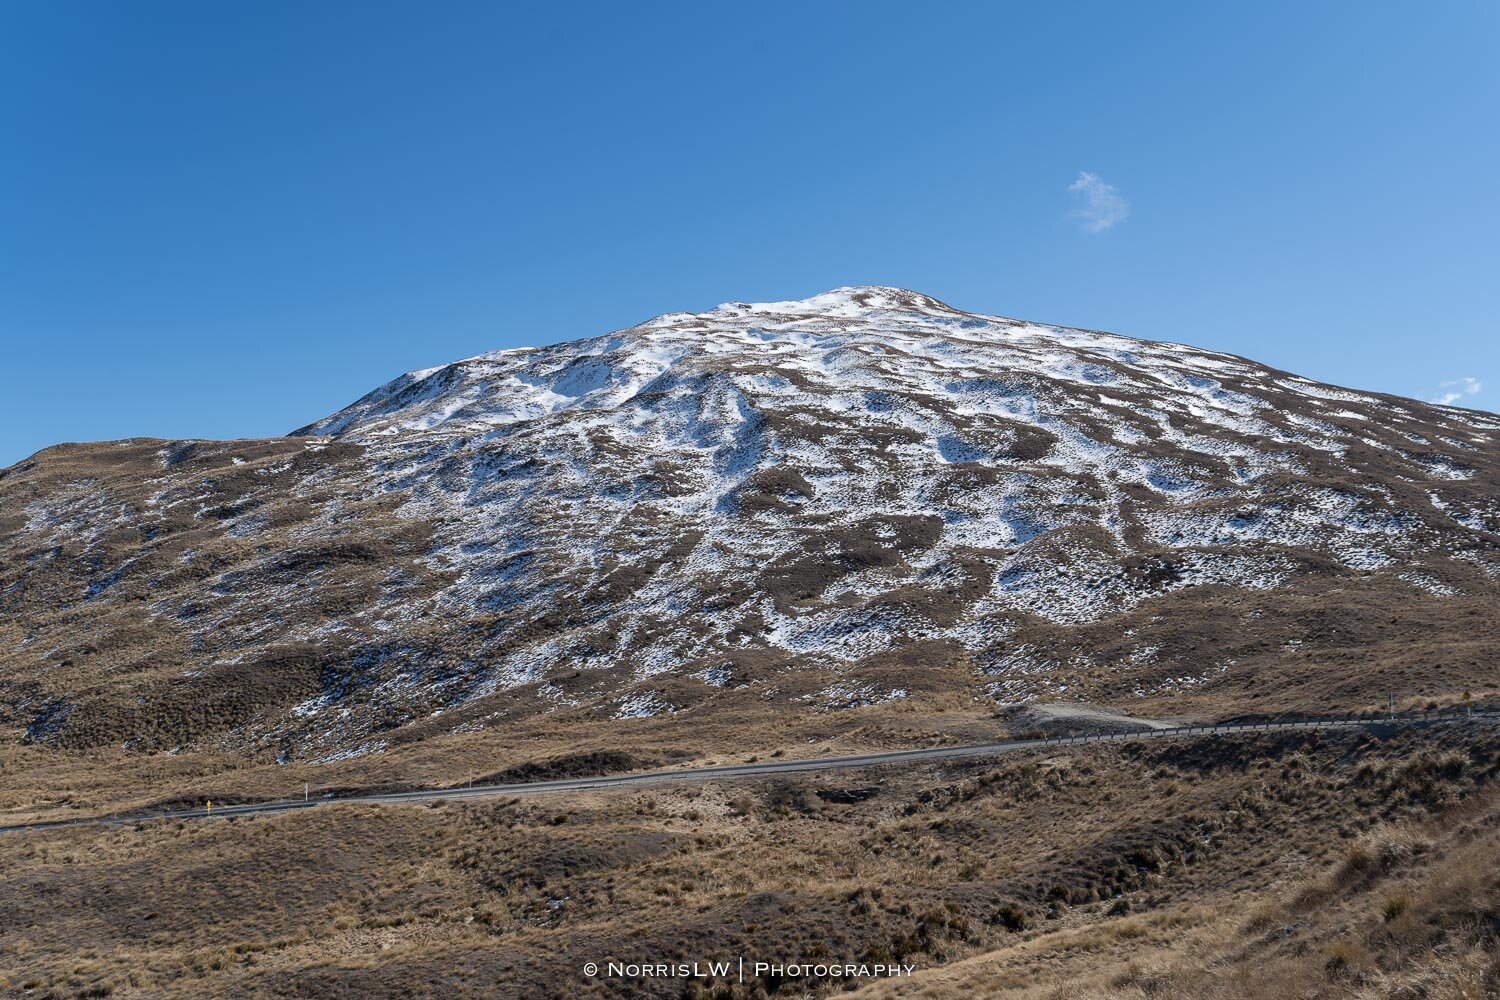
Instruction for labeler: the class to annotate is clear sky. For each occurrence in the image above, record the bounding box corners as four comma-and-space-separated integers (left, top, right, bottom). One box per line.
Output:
3, 2, 1497, 466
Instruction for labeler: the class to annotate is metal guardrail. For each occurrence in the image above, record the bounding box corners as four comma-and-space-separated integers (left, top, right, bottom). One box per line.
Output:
1026, 707, 1498, 749
1098, 709, 1489, 743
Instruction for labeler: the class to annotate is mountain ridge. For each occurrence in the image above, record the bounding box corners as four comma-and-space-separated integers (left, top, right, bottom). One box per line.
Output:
2, 288, 1497, 762
295, 285, 1446, 442
294, 286, 1495, 444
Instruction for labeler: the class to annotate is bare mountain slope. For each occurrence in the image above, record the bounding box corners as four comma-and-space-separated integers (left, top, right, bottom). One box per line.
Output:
3, 287, 1497, 760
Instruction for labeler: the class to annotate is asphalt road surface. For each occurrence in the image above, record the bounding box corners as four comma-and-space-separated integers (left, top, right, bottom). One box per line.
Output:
4, 711, 1494, 835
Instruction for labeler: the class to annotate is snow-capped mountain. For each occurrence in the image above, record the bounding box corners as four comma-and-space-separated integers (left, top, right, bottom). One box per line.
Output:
4, 288, 1497, 757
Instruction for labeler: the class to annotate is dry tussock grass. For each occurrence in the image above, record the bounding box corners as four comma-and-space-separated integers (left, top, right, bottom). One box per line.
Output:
853, 769, 1500, 1000
0, 724, 1495, 997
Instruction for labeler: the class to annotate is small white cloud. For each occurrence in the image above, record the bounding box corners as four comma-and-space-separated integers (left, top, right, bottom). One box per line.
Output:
1067, 171, 1129, 233
1432, 376, 1482, 406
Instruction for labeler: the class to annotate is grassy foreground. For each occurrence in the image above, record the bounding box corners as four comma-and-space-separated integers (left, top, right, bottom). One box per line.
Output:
1, 722, 1496, 998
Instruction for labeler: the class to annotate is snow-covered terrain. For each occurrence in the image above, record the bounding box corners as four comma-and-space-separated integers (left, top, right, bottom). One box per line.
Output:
288, 288, 1499, 709
4, 287, 1497, 755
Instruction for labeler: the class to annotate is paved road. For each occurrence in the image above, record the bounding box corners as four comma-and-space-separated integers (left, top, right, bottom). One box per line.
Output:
4, 711, 1495, 835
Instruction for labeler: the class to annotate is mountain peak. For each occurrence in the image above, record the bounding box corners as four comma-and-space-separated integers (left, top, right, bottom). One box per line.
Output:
636, 287, 965, 333
710, 286, 962, 318
9, 285, 1498, 763
295, 288, 1497, 456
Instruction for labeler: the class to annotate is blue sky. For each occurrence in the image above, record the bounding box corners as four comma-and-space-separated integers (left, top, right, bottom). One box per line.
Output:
2, 2, 1497, 466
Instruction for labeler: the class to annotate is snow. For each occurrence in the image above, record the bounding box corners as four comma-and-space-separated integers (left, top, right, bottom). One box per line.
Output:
613, 691, 676, 719
287, 287, 1489, 659
17, 286, 1481, 755
800, 681, 910, 711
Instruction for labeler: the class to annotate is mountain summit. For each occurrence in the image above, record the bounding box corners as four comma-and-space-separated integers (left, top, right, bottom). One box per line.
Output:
3, 290, 1496, 758
296, 286, 1200, 440
296, 287, 970, 439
